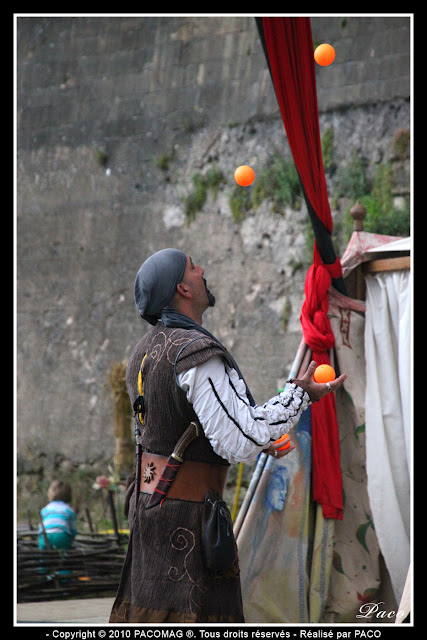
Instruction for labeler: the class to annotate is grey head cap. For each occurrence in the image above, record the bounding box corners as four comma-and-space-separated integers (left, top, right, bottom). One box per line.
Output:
134, 248, 187, 325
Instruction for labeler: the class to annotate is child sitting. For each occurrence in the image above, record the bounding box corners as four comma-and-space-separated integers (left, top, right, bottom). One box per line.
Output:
38, 480, 77, 550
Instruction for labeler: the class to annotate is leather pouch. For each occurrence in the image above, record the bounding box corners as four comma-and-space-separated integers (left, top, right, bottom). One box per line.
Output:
202, 490, 236, 572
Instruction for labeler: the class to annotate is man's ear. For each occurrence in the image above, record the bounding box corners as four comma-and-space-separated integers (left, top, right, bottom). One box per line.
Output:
176, 282, 190, 297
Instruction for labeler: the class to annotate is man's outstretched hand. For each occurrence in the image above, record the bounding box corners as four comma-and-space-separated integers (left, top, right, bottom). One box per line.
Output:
264, 361, 348, 459
291, 360, 347, 403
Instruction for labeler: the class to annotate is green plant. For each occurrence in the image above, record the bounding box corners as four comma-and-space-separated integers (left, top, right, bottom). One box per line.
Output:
336, 151, 369, 201
184, 166, 225, 224
289, 256, 304, 274
184, 174, 207, 223
155, 153, 172, 171
391, 129, 410, 160
364, 162, 409, 236
280, 299, 292, 332
251, 153, 302, 212
205, 166, 226, 198
372, 163, 394, 215
229, 186, 251, 223
321, 126, 335, 171
359, 194, 410, 237
340, 161, 410, 240
180, 117, 195, 133
94, 149, 109, 167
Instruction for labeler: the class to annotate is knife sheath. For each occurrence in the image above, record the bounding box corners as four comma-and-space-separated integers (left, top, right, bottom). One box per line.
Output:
145, 420, 200, 509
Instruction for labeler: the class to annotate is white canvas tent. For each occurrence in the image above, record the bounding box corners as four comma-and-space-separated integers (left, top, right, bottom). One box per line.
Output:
234, 211, 411, 624
364, 236, 411, 611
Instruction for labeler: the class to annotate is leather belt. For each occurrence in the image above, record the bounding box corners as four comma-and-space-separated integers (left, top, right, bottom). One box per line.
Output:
140, 452, 229, 502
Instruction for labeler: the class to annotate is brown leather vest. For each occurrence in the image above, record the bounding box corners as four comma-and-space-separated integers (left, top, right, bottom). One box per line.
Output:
126, 322, 231, 466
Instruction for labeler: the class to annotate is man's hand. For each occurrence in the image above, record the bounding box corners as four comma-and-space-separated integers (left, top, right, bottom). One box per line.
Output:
264, 440, 296, 459
291, 360, 347, 403
263, 361, 348, 459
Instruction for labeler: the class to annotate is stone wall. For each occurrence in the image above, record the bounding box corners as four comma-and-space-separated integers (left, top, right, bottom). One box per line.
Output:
16, 15, 410, 470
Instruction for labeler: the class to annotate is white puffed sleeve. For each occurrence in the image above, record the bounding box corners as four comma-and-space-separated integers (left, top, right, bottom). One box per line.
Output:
177, 356, 311, 464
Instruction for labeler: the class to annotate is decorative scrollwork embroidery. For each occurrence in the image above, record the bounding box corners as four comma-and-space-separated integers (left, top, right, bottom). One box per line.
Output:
168, 527, 207, 614
147, 329, 204, 373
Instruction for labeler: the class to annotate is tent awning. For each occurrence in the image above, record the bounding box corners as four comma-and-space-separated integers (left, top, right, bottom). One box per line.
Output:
365, 236, 411, 254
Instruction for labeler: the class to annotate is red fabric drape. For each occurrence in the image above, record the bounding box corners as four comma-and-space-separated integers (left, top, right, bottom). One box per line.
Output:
300, 252, 343, 520
261, 17, 332, 235
262, 17, 343, 519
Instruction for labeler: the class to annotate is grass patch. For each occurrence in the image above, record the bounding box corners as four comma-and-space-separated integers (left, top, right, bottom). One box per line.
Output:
340, 155, 410, 240
155, 153, 173, 171
229, 186, 251, 223
335, 150, 369, 201
280, 298, 292, 332
251, 153, 302, 212
321, 126, 335, 173
229, 153, 303, 223
184, 166, 225, 224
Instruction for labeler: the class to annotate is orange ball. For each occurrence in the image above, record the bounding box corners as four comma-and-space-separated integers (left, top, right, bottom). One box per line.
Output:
234, 165, 255, 186
314, 43, 336, 67
313, 364, 336, 383
274, 434, 291, 451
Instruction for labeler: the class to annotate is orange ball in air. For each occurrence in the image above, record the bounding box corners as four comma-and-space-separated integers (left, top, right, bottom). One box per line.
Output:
314, 44, 336, 66
313, 364, 336, 383
274, 434, 291, 451
234, 165, 255, 186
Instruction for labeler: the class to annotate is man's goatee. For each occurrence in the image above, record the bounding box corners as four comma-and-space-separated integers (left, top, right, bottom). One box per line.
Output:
203, 278, 216, 307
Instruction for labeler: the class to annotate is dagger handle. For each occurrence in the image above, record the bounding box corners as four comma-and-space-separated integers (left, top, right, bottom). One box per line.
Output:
172, 420, 200, 460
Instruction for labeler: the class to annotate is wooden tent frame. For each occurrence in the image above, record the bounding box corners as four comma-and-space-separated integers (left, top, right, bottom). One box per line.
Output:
345, 201, 410, 302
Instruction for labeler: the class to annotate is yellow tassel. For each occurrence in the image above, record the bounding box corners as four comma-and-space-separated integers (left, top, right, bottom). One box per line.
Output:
138, 353, 147, 396
137, 353, 147, 424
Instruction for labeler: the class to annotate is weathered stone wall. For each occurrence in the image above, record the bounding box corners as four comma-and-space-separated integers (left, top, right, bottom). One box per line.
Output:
17, 16, 410, 470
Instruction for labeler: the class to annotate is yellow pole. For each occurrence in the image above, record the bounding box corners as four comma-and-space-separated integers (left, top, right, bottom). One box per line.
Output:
231, 462, 244, 522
